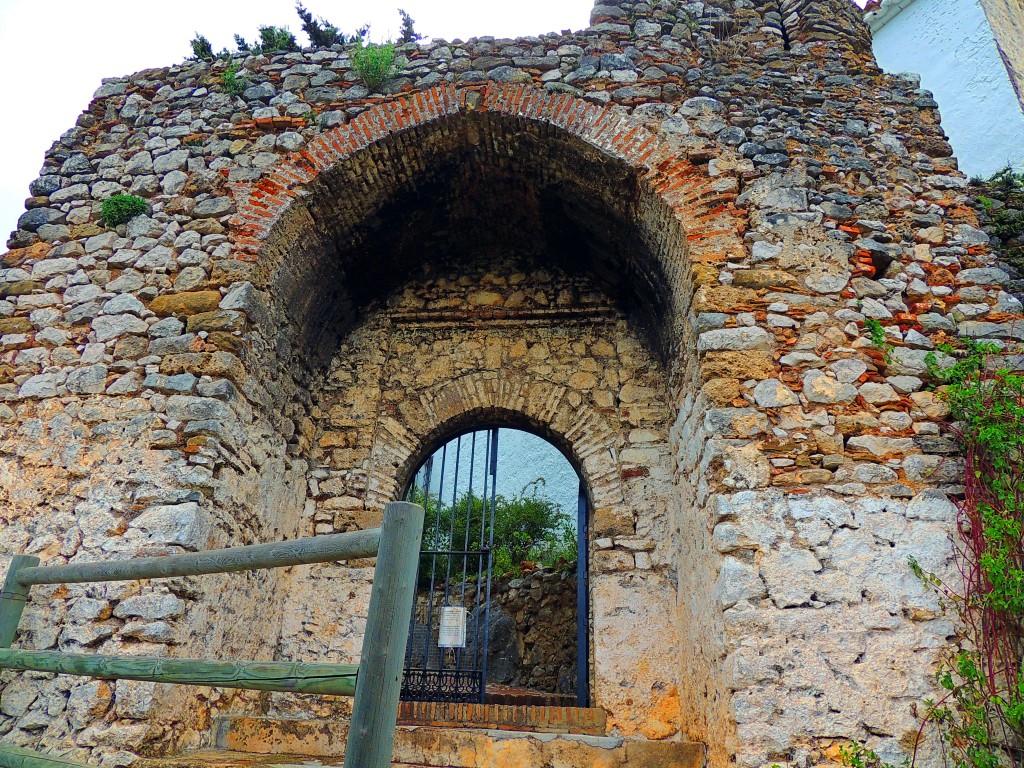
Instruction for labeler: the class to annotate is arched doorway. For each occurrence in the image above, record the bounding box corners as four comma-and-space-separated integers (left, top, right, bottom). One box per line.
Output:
237, 85, 739, 744
400, 427, 589, 708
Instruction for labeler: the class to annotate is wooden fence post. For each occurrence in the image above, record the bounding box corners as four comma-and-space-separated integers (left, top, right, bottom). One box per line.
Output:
0, 555, 40, 649
343, 502, 424, 768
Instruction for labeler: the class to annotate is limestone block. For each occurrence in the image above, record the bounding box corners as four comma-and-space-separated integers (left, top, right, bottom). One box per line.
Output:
18, 372, 59, 398
906, 490, 957, 521
165, 395, 232, 422
211, 283, 266, 330
857, 382, 899, 404
152, 149, 189, 174
829, 358, 867, 383
66, 364, 108, 395
128, 502, 211, 550
721, 443, 771, 490
802, 370, 857, 403
847, 435, 916, 457
704, 408, 770, 437
0, 678, 39, 717
698, 327, 774, 353
752, 379, 799, 407
92, 313, 148, 341
715, 557, 767, 609
67, 681, 113, 730
113, 593, 186, 620
114, 680, 157, 720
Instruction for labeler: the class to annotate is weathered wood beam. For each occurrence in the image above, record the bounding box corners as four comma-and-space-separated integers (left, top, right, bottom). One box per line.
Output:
16, 529, 380, 586
0, 556, 40, 648
0, 649, 357, 696
344, 501, 425, 768
0, 744, 89, 768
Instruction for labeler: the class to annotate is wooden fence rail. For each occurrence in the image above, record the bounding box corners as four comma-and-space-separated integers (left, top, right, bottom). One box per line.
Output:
14, 528, 381, 586
0, 501, 425, 768
0, 744, 88, 768
0, 650, 359, 696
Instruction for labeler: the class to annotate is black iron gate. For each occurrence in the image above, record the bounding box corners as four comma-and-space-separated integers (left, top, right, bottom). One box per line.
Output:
400, 426, 590, 706
401, 428, 499, 703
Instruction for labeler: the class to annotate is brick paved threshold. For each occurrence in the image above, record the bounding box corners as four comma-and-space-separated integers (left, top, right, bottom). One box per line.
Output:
398, 699, 606, 735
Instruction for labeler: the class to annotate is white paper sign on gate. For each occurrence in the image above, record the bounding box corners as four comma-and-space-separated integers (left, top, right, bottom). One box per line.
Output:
438, 606, 467, 648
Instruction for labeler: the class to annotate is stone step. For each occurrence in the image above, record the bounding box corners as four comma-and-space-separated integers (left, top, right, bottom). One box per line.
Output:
190, 716, 706, 768
399, 700, 607, 734
214, 704, 606, 751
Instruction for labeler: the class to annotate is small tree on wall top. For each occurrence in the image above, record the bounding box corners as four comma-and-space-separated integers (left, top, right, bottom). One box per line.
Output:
188, 5, 422, 59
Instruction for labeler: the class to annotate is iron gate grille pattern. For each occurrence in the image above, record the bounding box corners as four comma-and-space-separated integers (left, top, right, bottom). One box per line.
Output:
401, 429, 498, 703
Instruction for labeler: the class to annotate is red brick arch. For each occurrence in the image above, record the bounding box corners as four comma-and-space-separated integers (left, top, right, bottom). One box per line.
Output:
227, 82, 744, 365
361, 369, 629, 516
230, 82, 737, 259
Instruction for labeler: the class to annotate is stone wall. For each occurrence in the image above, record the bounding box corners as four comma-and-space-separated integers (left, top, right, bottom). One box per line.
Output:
0, 0, 1018, 766
269, 247, 681, 734
969, 173, 1024, 290
489, 568, 578, 695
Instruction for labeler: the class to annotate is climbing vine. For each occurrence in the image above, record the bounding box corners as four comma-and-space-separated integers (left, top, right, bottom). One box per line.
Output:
836, 339, 1024, 768
973, 167, 1024, 277
917, 339, 1024, 768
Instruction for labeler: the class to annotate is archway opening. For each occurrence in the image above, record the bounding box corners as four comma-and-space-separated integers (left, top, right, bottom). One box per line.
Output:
401, 426, 589, 708
251, 91, 720, 739
256, 109, 693, 390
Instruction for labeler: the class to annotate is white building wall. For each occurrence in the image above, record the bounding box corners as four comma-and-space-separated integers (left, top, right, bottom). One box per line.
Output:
871, 0, 1024, 177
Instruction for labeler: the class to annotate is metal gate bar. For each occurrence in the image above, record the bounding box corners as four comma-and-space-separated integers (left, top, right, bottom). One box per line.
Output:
576, 482, 590, 707
401, 429, 498, 703
401, 427, 589, 707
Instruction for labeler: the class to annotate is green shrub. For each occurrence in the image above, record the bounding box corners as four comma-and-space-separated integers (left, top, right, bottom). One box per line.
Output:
905, 339, 1024, 768
259, 25, 298, 53
352, 41, 397, 93
838, 743, 908, 768
973, 166, 1024, 274
293, 2, 367, 47
221, 62, 247, 97
235, 26, 299, 55
190, 33, 214, 62
410, 480, 576, 587
101, 194, 148, 227
844, 342, 1024, 767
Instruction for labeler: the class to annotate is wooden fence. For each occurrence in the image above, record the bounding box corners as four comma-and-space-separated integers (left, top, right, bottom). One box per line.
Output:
0, 501, 424, 768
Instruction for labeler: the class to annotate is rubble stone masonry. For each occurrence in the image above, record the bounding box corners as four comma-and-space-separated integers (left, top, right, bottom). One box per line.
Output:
0, 0, 1018, 766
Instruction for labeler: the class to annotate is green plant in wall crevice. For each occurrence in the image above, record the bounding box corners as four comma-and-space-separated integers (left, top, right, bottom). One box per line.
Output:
864, 317, 894, 362
839, 338, 1024, 767
100, 194, 148, 227
352, 41, 397, 93
220, 62, 248, 97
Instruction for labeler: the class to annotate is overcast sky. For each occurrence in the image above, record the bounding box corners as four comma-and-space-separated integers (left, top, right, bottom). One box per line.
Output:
0, 0, 594, 247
